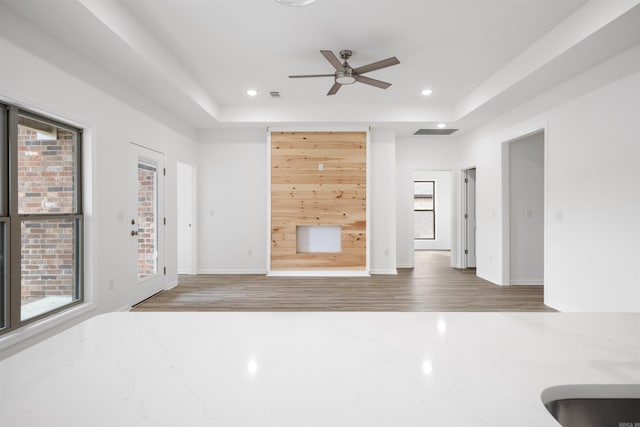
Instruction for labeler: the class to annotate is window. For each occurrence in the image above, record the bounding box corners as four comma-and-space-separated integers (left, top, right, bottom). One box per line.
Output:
414, 180, 435, 240
0, 104, 83, 336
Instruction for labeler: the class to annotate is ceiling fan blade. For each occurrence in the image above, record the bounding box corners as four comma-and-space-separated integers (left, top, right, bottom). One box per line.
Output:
289, 74, 335, 78
355, 75, 391, 89
320, 50, 345, 72
354, 57, 400, 75
327, 82, 341, 96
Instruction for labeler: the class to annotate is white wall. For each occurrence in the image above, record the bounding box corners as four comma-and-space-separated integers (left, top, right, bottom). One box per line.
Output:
508, 132, 544, 284
197, 128, 268, 273
459, 44, 640, 311
396, 136, 462, 268
369, 129, 397, 274
0, 35, 197, 357
196, 127, 397, 274
413, 171, 452, 251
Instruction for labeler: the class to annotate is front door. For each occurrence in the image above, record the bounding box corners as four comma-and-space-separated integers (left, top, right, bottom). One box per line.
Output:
130, 143, 165, 305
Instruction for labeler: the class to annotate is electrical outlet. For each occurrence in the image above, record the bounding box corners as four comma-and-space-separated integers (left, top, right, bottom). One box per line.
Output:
109, 279, 115, 291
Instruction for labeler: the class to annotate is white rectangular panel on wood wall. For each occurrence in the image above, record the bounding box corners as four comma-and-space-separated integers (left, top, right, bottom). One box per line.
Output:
270, 131, 366, 271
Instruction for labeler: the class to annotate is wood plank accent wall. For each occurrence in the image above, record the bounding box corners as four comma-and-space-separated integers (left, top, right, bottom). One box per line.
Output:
271, 131, 367, 271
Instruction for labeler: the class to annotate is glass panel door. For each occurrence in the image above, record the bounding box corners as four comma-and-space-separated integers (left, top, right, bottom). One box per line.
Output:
130, 144, 164, 305
137, 160, 158, 280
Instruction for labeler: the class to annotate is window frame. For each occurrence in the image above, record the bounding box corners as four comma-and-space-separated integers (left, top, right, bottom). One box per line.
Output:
414, 180, 436, 241
0, 105, 84, 335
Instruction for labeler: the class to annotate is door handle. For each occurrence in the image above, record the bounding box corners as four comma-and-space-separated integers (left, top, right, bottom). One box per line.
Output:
131, 230, 139, 236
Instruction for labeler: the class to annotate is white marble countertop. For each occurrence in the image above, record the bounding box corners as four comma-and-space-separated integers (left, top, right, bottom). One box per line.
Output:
1, 312, 639, 426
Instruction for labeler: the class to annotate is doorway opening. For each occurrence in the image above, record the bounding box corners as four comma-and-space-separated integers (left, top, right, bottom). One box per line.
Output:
412, 170, 453, 267
504, 130, 544, 286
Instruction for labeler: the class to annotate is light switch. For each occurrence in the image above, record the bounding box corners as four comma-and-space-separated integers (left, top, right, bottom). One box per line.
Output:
556, 211, 564, 221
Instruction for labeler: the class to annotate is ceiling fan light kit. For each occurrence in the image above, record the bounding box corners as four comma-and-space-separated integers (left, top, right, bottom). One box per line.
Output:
289, 49, 400, 96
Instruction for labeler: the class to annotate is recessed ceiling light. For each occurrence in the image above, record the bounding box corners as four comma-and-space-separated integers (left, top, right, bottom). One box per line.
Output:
421, 89, 433, 96
275, 0, 317, 6
437, 123, 447, 128
246, 89, 258, 97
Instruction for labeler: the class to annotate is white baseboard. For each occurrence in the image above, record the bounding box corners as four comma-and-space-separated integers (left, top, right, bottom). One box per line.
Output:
369, 269, 398, 275
166, 281, 178, 290
396, 264, 413, 268
197, 269, 267, 275
544, 298, 575, 313
476, 271, 502, 286
116, 305, 132, 312
509, 279, 544, 285
268, 270, 370, 277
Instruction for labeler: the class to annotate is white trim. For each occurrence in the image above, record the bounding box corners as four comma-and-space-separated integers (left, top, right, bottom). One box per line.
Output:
116, 305, 132, 312
166, 280, 178, 290
192, 163, 198, 275
544, 299, 574, 312
509, 279, 544, 285
369, 269, 398, 275
197, 269, 268, 275
268, 125, 372, 132
501, 141, 511, 284
476, 271, 503, 286
0, 303, 96, 352
396, 264, 413, 268
268, 270, 370, 277
542, 124, 550, 306
266, 129, 272, 274
0, 95, 98, 357
365, 128, 371, 274
129, 141, 164, 154
266, 127, 370, 274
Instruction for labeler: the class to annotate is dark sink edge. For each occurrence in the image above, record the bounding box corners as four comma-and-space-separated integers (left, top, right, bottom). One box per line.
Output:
542, 384, 640, 405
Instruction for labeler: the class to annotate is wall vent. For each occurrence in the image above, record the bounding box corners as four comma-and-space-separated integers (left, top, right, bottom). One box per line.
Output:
414, 128, 458, 135
270, 91, 281, 98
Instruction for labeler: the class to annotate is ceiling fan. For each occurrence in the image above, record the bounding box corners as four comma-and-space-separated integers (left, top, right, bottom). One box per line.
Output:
289, 49, 400, 95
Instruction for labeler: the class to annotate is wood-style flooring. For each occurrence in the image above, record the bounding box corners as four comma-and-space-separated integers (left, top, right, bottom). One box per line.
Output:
133, 251, 553, 312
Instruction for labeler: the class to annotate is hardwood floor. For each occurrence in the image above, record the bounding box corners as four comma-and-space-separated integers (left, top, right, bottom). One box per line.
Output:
133, 251, 553, 312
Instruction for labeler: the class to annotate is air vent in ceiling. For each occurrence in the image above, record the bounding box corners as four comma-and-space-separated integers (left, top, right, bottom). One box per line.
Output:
414, 128, 458, 135
270, 91, 281, 98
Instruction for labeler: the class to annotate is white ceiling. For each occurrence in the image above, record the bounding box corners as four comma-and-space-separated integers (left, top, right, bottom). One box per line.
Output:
2, 0, 640, 134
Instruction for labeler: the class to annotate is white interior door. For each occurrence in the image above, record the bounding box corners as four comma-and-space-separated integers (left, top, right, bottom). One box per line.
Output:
130, 143, 165, 305
177, 161, 195, 274
466, 168, 477, 268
